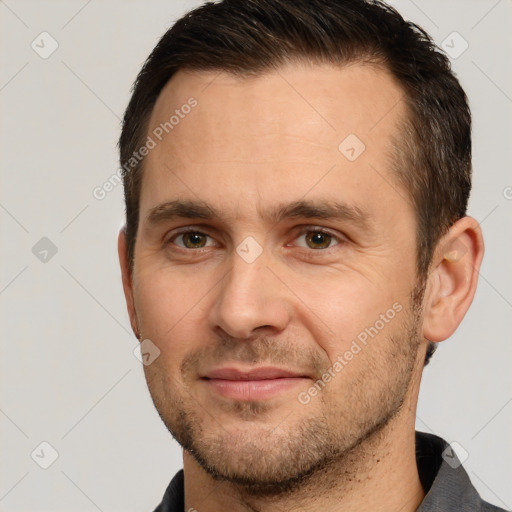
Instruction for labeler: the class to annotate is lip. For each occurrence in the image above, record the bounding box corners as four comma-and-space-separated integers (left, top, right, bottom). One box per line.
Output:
201, 366, 310, 401
202, 366, 308, 380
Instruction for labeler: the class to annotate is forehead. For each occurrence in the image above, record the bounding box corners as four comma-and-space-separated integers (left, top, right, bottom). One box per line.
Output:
140, 61, 409, 222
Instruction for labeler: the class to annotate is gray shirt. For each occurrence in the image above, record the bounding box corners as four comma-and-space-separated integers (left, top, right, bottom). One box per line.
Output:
153, 431, 508, 511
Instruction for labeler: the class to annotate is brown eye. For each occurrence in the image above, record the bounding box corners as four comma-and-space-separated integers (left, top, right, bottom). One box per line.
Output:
292, 229, 340, 250
304, 231, 333, 249
176, 232, 209, 249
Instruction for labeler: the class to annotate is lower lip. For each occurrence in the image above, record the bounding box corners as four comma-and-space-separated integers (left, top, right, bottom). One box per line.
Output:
203, 377, 308, 400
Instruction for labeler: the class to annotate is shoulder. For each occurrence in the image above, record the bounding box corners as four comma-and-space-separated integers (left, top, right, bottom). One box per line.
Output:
152, 469, 184, 512
415, 431, 509, 512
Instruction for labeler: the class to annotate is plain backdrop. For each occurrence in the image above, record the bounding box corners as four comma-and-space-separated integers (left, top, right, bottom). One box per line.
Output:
0, 1, 511, 511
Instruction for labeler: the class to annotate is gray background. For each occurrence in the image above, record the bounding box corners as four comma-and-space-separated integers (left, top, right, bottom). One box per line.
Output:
0, 0, 510, 510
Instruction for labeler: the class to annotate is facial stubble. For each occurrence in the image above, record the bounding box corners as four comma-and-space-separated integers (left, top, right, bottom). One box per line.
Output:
142, 291, 424, 497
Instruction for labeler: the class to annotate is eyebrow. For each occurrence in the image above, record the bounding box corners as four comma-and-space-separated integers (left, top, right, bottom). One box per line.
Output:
145, 198, 372, 230
146, 199, 216, 225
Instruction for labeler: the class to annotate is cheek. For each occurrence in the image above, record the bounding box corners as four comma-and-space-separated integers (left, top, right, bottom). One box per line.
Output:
133, 268, 213, 354
291, 268, 408, 360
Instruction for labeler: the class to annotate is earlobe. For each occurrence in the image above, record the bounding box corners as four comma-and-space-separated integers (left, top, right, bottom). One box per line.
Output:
422, 217, 485, 343
117, 228, 140, 339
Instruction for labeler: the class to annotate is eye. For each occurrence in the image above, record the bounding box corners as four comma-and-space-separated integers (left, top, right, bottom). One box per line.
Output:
294, 230, 340, 250
171, 231, 215, 249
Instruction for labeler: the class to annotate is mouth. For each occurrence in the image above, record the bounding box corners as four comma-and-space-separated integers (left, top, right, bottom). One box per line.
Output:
201, 366, 310, 401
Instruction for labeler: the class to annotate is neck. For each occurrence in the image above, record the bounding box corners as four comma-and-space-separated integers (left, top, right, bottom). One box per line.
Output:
183, 373, 425, 512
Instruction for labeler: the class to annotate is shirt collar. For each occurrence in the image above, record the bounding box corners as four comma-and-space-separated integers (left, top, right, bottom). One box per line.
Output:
154, 431, 505, 511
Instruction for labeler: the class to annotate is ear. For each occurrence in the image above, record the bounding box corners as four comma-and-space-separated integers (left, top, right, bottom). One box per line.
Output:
422, 216, 484, 343
118, 228, 140, 339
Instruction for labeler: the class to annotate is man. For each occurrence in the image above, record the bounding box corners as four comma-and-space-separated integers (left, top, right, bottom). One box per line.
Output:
117, 0, 504, 510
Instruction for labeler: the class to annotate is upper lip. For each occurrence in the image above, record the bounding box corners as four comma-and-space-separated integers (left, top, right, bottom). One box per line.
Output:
202, 367, 308, 381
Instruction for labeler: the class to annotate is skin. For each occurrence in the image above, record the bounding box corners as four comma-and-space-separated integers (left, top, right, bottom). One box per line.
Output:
118, 61, 484, 512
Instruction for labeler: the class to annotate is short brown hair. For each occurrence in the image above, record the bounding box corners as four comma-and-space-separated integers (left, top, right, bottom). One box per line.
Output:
119, 0, 472, 364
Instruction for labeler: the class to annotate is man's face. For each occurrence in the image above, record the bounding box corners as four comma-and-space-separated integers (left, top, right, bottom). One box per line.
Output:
128, 62, 426, 489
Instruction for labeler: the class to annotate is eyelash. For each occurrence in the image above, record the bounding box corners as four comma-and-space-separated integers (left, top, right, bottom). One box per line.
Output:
165, 226, 344, 252
288, 227, 341, 250
166, 227, 218, 250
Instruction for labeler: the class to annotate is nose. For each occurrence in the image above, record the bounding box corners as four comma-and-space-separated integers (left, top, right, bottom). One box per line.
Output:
208, 246, 292, 340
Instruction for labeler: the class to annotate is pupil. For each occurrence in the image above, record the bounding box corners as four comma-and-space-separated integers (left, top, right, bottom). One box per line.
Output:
307, 232, 330, 249
187, 233, 204, 247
